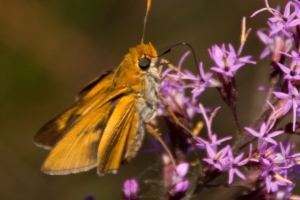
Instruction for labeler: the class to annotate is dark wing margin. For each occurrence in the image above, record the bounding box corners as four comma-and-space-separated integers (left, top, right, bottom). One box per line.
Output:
76, 70, 113, 101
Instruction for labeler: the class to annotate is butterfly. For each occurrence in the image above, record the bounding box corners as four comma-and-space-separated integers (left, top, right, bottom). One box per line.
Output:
33, 42, 170, 175
32, 0, 194, 175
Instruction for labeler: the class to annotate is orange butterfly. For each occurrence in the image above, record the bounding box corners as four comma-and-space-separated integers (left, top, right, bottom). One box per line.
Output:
34, 42, 166, 175
33, 0, 180, 175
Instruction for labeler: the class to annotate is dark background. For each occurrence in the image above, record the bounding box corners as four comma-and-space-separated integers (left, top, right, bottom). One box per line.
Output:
0, 0, 291, 199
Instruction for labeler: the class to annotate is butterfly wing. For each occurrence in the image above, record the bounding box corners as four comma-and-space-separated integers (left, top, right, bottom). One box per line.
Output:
33, 71, 115, 149
96, 94, 142, 175
41, 100, 113, 174
41, 93, 141, 175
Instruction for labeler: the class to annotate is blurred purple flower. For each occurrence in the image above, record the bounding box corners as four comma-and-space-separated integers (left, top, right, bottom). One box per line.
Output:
123, 179, 138, 200
253, 1, 300, 36
170, 163, 189, 198
172, 162, 189, 184
178, 51, 191, 71
268, 1, 300, 36
265, 172, 288, 193
278, 142, 291, 166
277, 140, 300, 168
256, 27, 293, 60
190, 62, 216, 101
261, 143, 277, 156
170, 180, 189, 197
261, 163, 292, 193
256, 30, 273, 59
276, 184, 295, 200
84, 196, 95, 200
276, 51, 300, 80
273, 81, 300, 131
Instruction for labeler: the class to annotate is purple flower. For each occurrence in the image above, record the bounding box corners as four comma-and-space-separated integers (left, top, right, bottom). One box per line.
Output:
273, 81, 300, 131
178, 51, 191, 71
123, 179, 138, 200
278, 142, 291, 166
170, 180, 189, 197
276, 184, 295, 200
256, 30, 274, 59
257, 28, 294, 60
265, 100, 286, 132
268, 1, 300, 36
225, 148, 247, 184
172, 162, 189, 184
203, 145, 230, 171
170, 163, 189, 198
261, 163, 292, 193
254, 144, 278, 167
209, 44, 255, 77
166, 62, 217, 103
244, 122, 283, 148
253, 1, 300, 36
190, 62, 217, 101
276, 51, 300, 80
265, 172, 288, 193
277, 140, 300, 167
159, 54, 202, 118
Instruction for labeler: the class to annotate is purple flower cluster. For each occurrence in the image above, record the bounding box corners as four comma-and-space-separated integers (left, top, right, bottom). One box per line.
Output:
116, 1, 300, 199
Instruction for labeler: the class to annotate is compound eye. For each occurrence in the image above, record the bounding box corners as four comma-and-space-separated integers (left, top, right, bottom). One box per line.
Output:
138, 57, 151, 70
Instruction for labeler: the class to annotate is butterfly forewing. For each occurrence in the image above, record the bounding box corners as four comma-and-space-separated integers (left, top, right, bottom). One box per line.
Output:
33, 71, 115, 149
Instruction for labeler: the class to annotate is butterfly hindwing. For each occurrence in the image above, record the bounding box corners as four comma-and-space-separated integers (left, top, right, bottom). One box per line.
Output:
97, 94, 141, 175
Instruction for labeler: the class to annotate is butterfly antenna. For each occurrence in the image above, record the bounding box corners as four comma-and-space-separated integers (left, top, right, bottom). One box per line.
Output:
141, 0, 151, 44
158, 42, 201, 77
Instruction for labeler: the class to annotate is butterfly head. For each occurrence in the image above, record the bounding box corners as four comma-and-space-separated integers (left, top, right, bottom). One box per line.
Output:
129, 43, 157, 72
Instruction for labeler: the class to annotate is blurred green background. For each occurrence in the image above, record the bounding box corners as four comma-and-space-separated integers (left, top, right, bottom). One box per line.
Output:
0, 0, 290, 199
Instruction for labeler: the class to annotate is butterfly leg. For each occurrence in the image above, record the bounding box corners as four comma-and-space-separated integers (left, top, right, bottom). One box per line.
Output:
158, 93, 203, 164
160, 74, 176, 83
145, 124, 176, 168
158, 93, 193, 136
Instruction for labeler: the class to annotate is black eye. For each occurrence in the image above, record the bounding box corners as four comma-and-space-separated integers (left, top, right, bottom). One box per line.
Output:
138, 57, 150, 70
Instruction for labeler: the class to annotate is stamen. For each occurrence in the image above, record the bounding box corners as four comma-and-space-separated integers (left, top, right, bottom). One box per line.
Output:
264, 151, 272, 158
192, 121, 204, 136
273, 173, 293, 184
222, 54, 229, 70
214, 151, 223, 161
